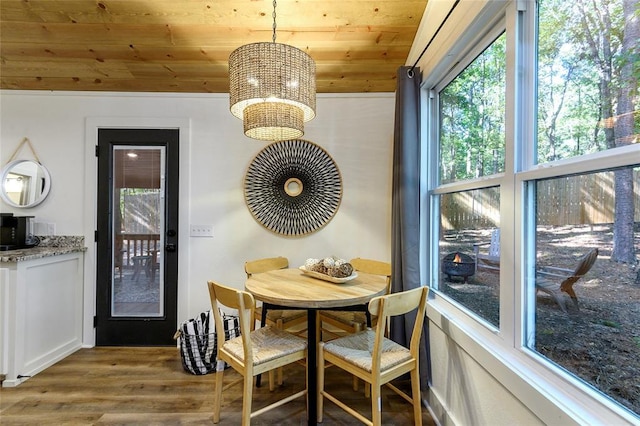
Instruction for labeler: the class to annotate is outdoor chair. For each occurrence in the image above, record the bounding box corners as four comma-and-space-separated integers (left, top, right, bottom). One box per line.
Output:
207, 281, 307, 425
317, 286, 429, 426
473, 229, 500, 273
536, 248, 599, 312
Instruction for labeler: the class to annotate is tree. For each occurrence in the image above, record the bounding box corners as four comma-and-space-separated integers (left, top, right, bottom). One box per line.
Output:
539, 0, 638, 264
611, 0, 639, 263
576, 0, 638, 263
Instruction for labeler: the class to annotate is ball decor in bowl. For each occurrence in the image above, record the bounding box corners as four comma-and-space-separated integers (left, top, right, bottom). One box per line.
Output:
300, 256, 357, 283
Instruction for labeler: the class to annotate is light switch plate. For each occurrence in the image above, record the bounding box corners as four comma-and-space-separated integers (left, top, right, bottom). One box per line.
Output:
190, 225, 214, 237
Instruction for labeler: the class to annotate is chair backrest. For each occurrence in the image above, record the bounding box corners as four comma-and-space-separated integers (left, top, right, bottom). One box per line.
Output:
573, 248, 598, 277
367, 286, 428, 365
350, 258, 391, 276
488, 229, 500, 257
561, 248, 599, 291
350, 258, 392, 293
244, 256, 289, 278
207, 281, 255, 360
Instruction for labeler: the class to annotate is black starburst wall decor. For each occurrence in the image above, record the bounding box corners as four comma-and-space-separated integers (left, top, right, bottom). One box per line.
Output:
244, 139, 342, 236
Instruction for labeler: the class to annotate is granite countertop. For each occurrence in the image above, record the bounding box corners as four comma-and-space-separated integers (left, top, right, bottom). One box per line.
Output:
0, 236, 86, 263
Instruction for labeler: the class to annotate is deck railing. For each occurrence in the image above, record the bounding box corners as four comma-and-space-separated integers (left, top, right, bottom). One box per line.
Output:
118, 233, 160, 267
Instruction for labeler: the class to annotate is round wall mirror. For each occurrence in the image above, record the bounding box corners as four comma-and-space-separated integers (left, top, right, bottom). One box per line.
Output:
0, 160, 51, 208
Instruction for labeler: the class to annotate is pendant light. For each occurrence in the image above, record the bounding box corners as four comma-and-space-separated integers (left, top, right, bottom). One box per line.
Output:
229, 0, 316, 141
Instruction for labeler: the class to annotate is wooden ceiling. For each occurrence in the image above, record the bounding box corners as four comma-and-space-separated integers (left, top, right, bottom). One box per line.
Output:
0, 0, 428, 94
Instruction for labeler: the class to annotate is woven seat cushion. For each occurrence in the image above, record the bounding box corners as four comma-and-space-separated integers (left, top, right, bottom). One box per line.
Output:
223, 325, 306, 366
322, 310, 367, 327
323, 330, 411, 373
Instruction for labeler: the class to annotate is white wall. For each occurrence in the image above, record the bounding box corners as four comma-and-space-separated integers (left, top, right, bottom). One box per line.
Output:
0, 90, 395, 346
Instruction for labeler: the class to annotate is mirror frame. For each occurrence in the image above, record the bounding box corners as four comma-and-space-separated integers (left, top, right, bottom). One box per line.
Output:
0, 159, 52, 208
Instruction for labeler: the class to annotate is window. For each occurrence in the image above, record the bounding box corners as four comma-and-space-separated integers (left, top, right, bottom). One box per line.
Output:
536, 0, 637, 162
424, 0, 639, 419
440, 34, 506, 184
433, 33, 506, 327
528, 167, 640, 415
525, 0, 640, 414
437, 188, 500, 326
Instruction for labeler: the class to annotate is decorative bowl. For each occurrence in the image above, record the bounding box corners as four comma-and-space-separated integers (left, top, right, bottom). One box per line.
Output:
298, 266, 358, 284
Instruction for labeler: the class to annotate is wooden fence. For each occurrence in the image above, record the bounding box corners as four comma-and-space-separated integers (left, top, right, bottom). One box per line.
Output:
442, 169, 640, 229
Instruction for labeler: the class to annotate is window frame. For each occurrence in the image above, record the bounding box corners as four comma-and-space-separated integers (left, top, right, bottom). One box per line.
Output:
420, 0, 640, 423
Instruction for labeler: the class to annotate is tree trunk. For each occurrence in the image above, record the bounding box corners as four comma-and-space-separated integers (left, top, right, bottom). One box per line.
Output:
611, 0, 638, 264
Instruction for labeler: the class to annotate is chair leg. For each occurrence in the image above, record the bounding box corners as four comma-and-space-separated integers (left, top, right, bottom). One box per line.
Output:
268, 369, 275, 392
276, 318, 284, 386
213, 369, 224, 424
371, 383, 382, 426
241, 373, 253, 426
411, 366, 423, 426
352, 323, 361, 392
317, 342, 326, 423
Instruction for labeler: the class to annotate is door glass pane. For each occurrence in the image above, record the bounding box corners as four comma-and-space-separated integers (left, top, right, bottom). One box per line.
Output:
112, 147, 165, 317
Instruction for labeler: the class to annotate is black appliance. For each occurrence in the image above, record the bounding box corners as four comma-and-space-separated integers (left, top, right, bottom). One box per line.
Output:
0, 213, 37, 251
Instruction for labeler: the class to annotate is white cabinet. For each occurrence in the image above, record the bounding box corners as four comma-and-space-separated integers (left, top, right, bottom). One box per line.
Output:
1, 251, 84, 387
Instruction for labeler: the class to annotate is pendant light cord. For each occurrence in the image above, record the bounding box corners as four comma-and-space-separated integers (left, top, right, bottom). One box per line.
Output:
272, 0, 277, 43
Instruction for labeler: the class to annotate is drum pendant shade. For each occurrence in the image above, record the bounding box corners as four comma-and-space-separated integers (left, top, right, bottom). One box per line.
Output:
229, 41, 316, 141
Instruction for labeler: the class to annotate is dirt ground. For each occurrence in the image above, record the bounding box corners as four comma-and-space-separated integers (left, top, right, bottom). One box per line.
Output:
440, 224, 640, 417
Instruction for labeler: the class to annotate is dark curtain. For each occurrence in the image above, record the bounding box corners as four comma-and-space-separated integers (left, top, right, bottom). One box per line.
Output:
389, 66, 430, 391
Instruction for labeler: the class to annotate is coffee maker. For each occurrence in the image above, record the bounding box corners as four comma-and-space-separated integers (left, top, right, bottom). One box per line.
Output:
0, 213, 37, 251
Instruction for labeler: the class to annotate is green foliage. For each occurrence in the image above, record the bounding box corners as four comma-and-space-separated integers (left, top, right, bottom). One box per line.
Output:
536, 0, 639, 162
439, 33, 506, 183
438, 0, 638, 177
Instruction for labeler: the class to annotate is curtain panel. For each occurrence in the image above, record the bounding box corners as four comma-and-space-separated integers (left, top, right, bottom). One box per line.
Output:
390, 66, 430, 390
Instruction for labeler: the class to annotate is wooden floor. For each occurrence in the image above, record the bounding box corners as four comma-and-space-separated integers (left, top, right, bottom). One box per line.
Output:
0, 347, 436, 425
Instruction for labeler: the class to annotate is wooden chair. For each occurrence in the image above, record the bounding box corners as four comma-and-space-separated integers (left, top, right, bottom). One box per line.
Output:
245, 256, 307, 385
536, 248, 599, 312
473, 229, 500, 272
317, 286, 429, 426
207, 281, 307, 425
319, 258, 392, 339
318, 258, 392, 393
245, 257, 307, 333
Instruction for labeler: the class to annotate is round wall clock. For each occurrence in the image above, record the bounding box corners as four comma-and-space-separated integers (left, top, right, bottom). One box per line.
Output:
244, 139, 342, 236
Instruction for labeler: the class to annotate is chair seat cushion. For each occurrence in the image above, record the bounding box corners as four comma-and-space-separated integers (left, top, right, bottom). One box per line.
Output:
223, 325, 306, 366
323, 330, 411, 373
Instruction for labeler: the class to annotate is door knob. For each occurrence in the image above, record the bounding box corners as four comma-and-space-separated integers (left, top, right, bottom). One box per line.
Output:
165, 243, 176, 252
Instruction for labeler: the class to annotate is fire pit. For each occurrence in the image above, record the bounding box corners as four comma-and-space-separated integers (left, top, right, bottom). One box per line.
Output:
442, 252, 476, 282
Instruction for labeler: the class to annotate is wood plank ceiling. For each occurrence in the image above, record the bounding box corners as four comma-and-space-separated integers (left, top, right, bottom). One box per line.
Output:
0, 0, 428, 94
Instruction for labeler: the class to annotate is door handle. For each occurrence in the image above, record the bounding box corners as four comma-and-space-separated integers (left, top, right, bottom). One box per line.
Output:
165, 243, 177, 252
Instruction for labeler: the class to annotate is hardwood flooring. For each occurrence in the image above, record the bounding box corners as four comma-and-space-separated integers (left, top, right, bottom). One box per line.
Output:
0, 347, 436, 425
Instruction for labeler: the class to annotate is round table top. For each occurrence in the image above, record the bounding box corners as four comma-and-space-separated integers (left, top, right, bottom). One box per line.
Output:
245, 267, 389, 309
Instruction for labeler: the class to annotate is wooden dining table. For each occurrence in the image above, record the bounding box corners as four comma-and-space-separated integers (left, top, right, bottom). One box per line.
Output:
245, 267, 388, 425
